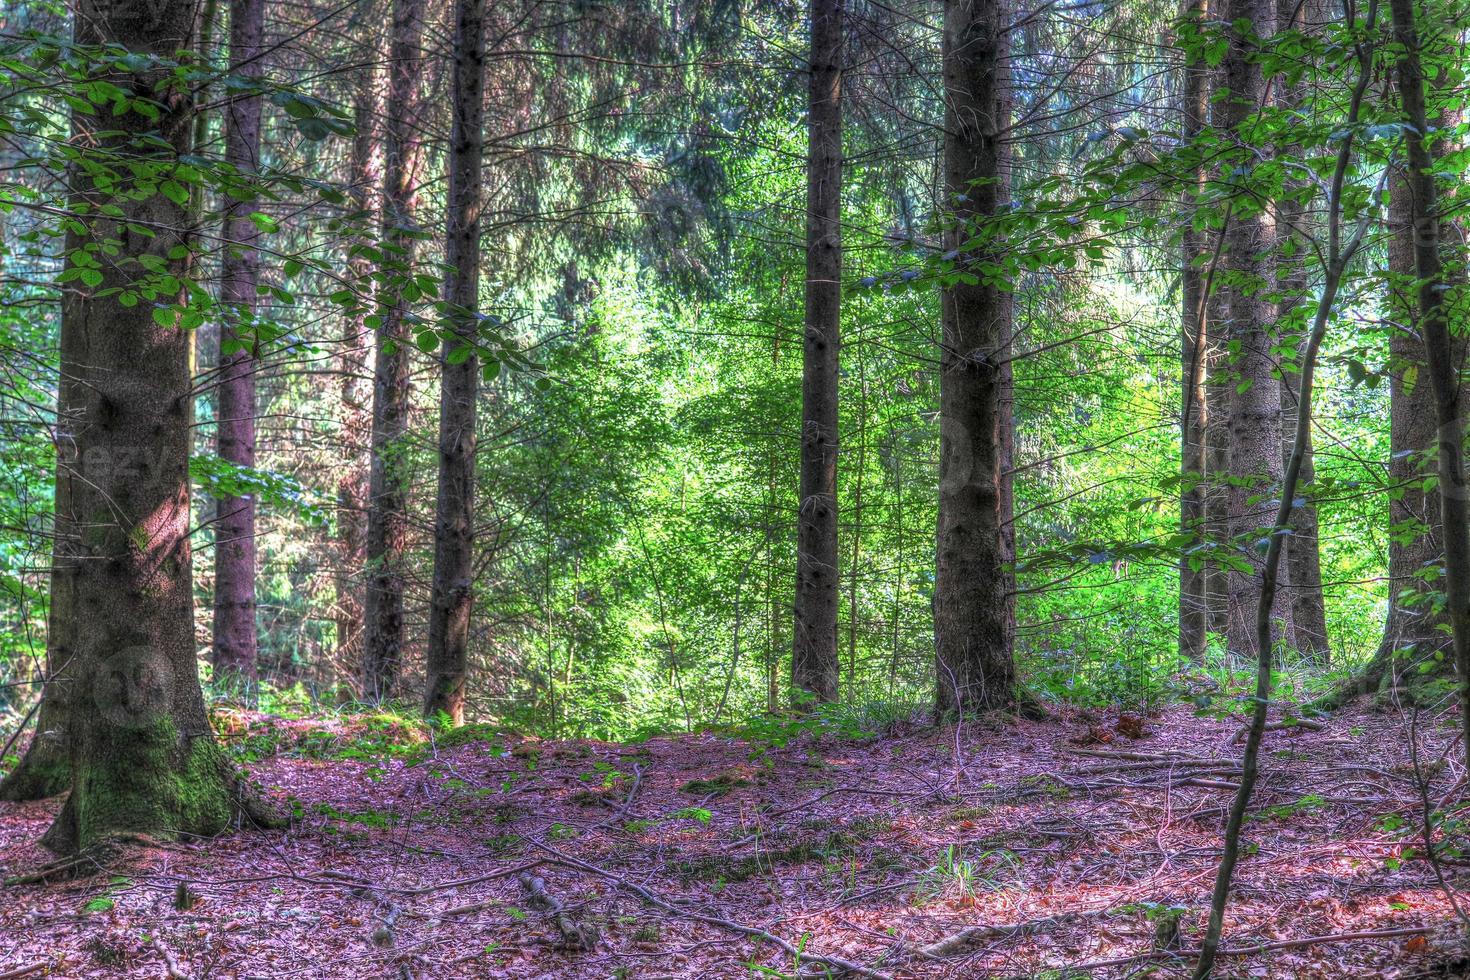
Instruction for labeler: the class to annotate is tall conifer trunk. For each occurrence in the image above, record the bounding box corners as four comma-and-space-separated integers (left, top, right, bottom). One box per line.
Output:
1178, 0, 1210, 663
1215, 0, 1292, 661
791, 0, 843, 706
211, 0, 265, 689
1275, 0, 1329, 664
363, 0, 425, 702
425, 0, 486, 724
334, 55, 380, 677
40, 0, 273, 853
934, 0, 1016, 715
1387, 0, 1470, 761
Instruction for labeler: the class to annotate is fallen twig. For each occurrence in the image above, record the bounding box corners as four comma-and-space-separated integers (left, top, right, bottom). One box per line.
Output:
525, 838, 894, 979
1071, 925, 1435, 971
517, 871, 599, 950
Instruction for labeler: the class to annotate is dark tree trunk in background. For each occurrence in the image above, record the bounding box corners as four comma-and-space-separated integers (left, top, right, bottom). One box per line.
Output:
363, 0, 425, 703
211, 0, 264, 690
1368, 166, 1459, 687
1203, 288, 1232, 644
0, 270, 82, 803
424, 0, 486, 725
1178, 0, 1209, 663
40, 0, 274, 853
335, 59, 379, 679
1388, 0, 1470, 762
1215, 0, 1292, 662
934, 0, 1016, 715
791, 0, 843, 707
1275, 0, 1329, 664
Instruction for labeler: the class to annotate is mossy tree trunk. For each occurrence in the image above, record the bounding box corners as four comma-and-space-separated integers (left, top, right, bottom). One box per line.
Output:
39, 0, 272, 855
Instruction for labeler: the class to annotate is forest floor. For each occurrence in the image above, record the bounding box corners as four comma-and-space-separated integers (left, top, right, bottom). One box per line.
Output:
2, 702, 1469, 979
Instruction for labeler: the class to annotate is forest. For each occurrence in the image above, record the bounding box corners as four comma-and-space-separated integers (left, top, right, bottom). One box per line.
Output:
1, 0, 1469, 974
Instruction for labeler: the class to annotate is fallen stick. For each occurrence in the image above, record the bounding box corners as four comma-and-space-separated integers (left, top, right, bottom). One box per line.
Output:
1068, 925, 1434, 971
525, 838, 893, 980
0, 963, 49, 980
150, 935, 192, 980
1232, 718, 1326, 744
916, 914, 1073, 959
517, 871, 599, 950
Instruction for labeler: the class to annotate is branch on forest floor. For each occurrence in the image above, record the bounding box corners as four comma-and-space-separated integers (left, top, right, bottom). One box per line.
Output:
1231, 718, 1326, 744
914, 914, 1075, 959
0, 962, 49, 980
1072, 925, 1435, 971
518, 871, 600, 949
149, 934, 192, 980
525, 838, 895, 979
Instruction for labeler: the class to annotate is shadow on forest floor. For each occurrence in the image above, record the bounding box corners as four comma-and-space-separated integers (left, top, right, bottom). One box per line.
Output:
1, 702, 1467, 978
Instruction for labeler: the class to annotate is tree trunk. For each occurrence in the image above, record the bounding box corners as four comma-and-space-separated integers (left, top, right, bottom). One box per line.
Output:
1204, 289, 1232, 645
1178, 0, 1210, 663
791, 0, 843, 707
1367, 165, 1457, 687
934, 0, 1016, 716
335, 59, 380, 682
1215, 0, 1292, 662
424, 0, 486, 725
0, 257, 83, 802
1387, 0, 1470, 763
362, 0, 426, 703
40, 0, 273, 853
211, 0, 265, 690
1275, 0, 1329, 665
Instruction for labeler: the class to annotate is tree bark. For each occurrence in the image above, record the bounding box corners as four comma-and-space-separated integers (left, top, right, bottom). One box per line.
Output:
791, 0, 843, 707
334, 55, 380, 683
934, 0, 1016, 716
210, 0, 265, 690
1178, 0, 1210, 663
1214, 0, 1293, 662
362, 0, 426, 703
1275, 0, 1329, 665
424, 0, 486, 725
0, 250, 83, 802
40, 0, 273, 854
1368, 165, 1457, 685
1387, 0, 1470, 763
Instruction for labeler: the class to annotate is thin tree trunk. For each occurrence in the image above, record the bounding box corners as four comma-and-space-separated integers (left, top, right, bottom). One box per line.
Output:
1275, 0, 1329, 665
792, 0, 843, 707
362, 0, 426, 703
934, 0, 1016, 716
42, 0, 275, 853
1387, 0, 1470, 765
211, 0, 265, 690
845, 341, 867, 701
424, 0, 486, 725
335, 55, 380, 682
1178, 0, 1210, 663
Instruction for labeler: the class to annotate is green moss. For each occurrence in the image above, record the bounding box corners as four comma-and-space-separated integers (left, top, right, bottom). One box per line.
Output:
71, 718, 235, 851
679, 770, 753, 797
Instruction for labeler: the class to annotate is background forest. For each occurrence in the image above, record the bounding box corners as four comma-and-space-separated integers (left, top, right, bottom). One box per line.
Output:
6, 0, 1470, 976
0, 0, 1433, 741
